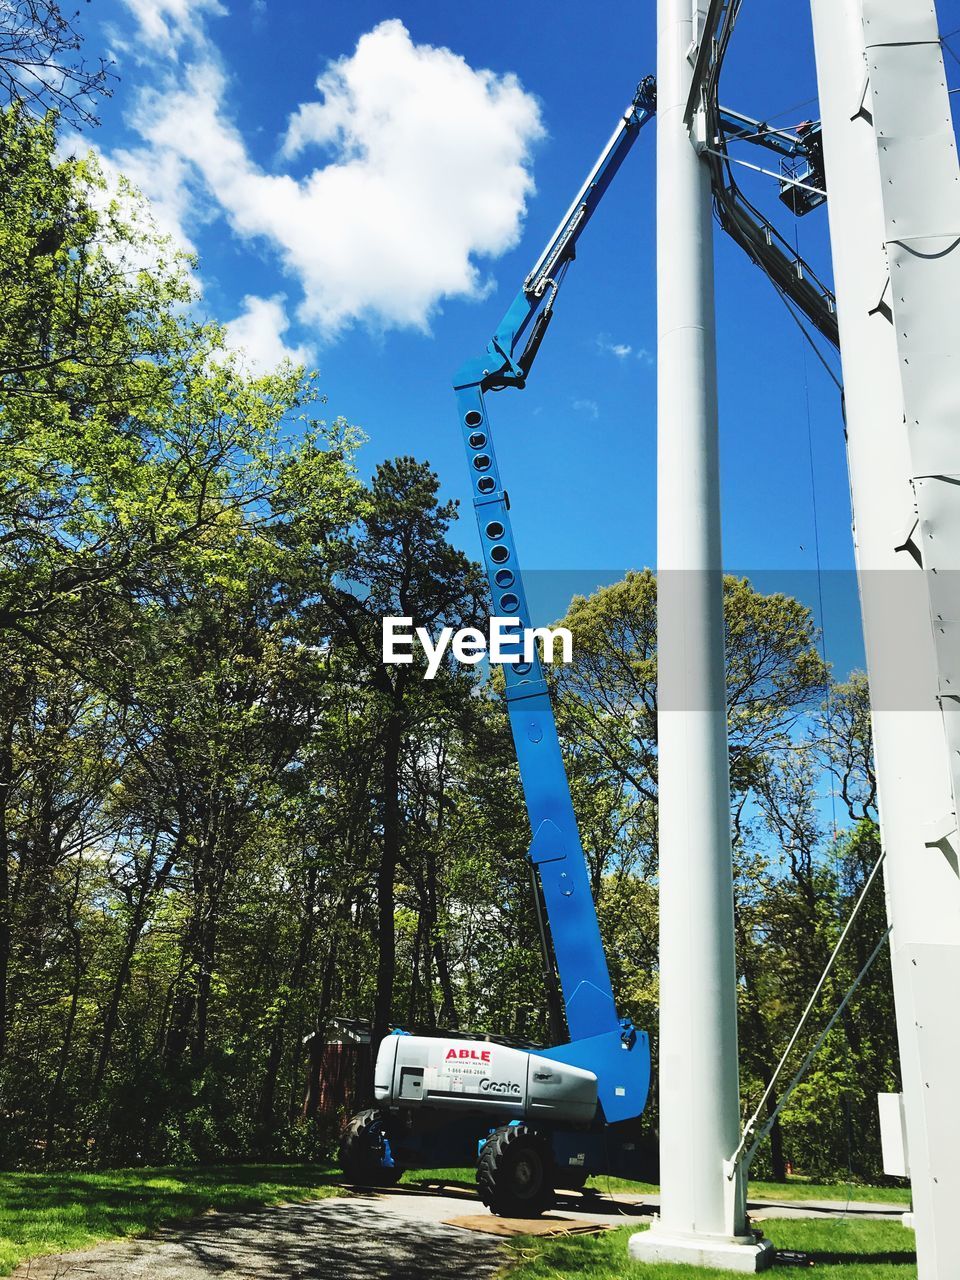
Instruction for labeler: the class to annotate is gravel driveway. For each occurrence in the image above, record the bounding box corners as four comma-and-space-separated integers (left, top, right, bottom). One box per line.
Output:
11, 1197, 506, 1279
10, 1184, 907, 1278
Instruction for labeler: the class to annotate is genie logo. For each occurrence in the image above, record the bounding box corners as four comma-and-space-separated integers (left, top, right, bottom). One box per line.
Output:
479, 1078, 522, 1096
445, 1047, 491, 1063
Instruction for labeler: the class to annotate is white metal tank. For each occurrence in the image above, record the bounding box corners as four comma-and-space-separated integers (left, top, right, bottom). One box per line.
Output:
374, 1035, 598, 1125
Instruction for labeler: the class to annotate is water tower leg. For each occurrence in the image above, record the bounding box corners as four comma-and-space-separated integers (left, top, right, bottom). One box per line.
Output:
809, 2, 960, 1275
629, 0, 772, 1269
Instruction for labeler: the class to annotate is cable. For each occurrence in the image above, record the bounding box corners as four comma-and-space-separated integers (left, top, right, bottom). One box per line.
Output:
739, 924, 891, 1174
793, 225, 839, 843
765, 96, 819, 124
791, 226, 856, 1209
701, 147, 826, 197
705, 80, 840, 347
769, 280, 843, 392
732, 850, 886, 1168
702, 0, 875, 1211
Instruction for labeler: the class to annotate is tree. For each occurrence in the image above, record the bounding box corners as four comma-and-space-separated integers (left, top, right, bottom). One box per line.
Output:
0, 1, 112, 124
552, 570, 828, 862
0, 85, 897, 1176
821, 673, 876, 824
0, 100, 371, 1159
739, 679, 894, 1180
311, 457, 486, 1044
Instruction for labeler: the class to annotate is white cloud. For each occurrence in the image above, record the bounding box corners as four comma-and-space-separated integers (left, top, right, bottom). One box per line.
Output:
596, 335, 633, 359
572, 399, 600, 420
222, 294, 313, 373
130, 20, 544, 338
58, 131, 199, 284
98, 142, 199, 257
120, 0, 225, 57
596, 334, 654, 366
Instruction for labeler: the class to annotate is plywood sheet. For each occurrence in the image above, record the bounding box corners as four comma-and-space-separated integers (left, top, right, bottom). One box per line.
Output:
443, 1214, 614, 1237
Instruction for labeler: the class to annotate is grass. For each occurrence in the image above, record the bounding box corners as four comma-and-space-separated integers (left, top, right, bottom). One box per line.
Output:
750, 1179, 909, 1206
0, 1162, 343, 1276
505, 1219, 917, 1279
403, 1166, 910, 1207
0, 1162, 912, 1277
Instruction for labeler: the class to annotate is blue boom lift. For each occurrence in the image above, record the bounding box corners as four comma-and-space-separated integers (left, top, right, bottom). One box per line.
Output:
339, 77, 657, 1217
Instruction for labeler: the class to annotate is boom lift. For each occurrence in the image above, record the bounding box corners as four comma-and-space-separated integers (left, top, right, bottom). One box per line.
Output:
340, 78, 657, 1217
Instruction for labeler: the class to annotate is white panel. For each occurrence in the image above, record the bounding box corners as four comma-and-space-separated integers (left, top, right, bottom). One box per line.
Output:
811, 6, 960, 1272
893, 241, 960, 476
940, 699, 960, 802
863, 5, 960, 819
916, 479, 960, 694
878, 1092, 910, 1177
868, 44, 960, 238
863, 0, 938, 45
903, 944, 960, 1192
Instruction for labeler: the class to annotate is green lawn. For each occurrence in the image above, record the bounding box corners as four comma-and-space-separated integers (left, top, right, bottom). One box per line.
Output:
0, 1163, 343, 1276
0, 1162, 912, 1278
506, 1220, 917, 1279
750, 1179, 909, 1206
404, 1166, 910, 1207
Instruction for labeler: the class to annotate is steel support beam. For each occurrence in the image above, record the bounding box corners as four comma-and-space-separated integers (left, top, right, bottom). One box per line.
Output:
630, 0, 772, 1268
808, 1, 960, 1275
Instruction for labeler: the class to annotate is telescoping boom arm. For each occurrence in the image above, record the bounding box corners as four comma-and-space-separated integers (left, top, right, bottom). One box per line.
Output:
452, 80, 655, 1117
459, 78, 657, 397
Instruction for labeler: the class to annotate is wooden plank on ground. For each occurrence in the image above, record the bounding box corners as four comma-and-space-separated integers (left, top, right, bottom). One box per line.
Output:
443, 1214, 614, 1237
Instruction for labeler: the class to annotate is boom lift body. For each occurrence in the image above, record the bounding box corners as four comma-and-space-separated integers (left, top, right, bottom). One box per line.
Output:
340, 79, 657, 1216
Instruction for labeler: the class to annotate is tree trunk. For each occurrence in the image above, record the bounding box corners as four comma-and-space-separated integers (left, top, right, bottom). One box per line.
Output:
256, 892, 316, 1140
0, 719, 13, 1062
165, 849, 223, 1070
302, 934, 340, 1119
433, 940, 458, 1029
406, 910, 426, 1026
768, 1106, 787, 1182
373, 717, 402, 1046
44, 888, 85, 1158
736, 916, 789, 1182
93, 851, 176, 1093
424, 842, 456, 1029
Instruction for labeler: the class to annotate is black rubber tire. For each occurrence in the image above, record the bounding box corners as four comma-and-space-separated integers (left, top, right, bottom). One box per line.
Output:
338, 1108, 402, 1186
476, 1124, 555, 1217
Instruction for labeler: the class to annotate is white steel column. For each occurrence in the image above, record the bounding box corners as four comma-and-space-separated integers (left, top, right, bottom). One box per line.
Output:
630, 0, 772, 1270
809, 2, 960, 1276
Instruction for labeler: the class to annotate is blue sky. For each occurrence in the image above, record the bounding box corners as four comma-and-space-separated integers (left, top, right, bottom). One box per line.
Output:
73, 0, 960, 681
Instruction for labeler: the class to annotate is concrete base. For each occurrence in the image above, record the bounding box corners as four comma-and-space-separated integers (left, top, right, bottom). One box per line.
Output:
901, 1212, 915, 1230
629, 1226, 776, 1273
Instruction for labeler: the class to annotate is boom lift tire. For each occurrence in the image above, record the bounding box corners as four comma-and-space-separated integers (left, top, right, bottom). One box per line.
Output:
556, 1167, 589, 1191
339, 1108, 402, 1186
477, 1123, 556, 1217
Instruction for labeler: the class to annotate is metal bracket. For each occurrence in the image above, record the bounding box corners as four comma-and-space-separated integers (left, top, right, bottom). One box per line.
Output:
529, 818, 567, 866
850, 71, 873, 124
867, 274, 893, 323
922, 811, 958, 850
473, 491, 505, 510
691, 108, 709, 152
504, 678, 549, 704
894, 517, 923, 567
